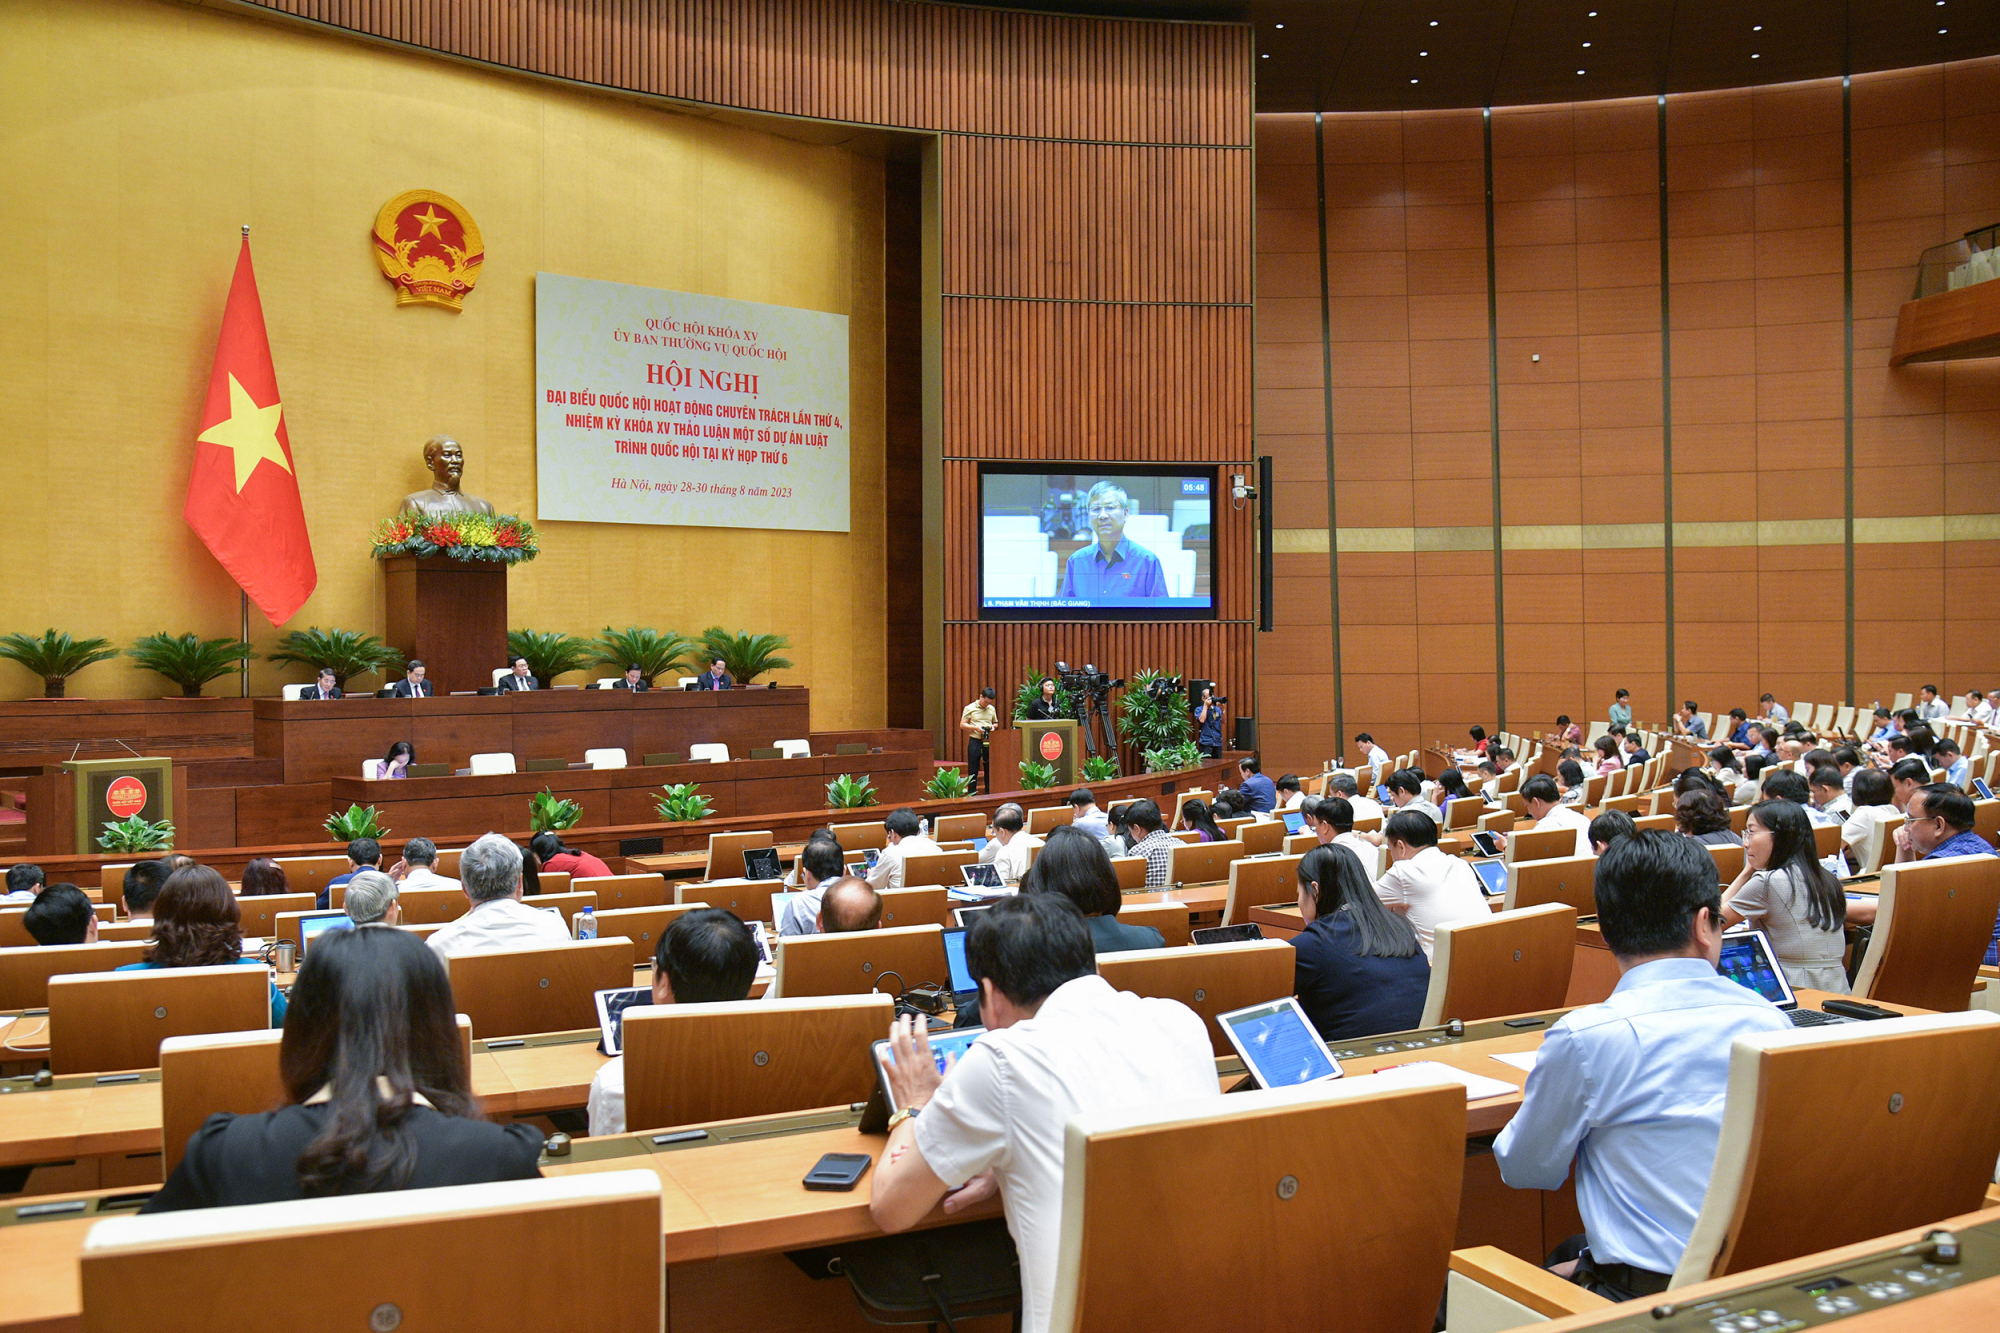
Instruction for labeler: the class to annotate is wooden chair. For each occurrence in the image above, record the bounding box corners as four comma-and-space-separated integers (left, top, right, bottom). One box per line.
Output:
0, 905, 111, 949
1117, 900, 1192, 948
1216, 816, 1254, 841
1283, 832, 1317, 854
931, 812, 987, 842
433, 848, 463, 878
269, 855, 350, 905
676, 877, 781, 916
535, 871, 574, 897
1095, 940, 1295, 1056
1220, 853, 1303, 927
1851, 855, 2000, 1013
1476, 809, 1516, 834
234, 892, 316, 937
1504, 825, 1576, 866
569, 874, 669, 910
446, 938, 634, 1039
1027, 805, 1075, 835
1976, 798, 2000, 848
48, 964, 272, 1075
1857, 814, 1905, 875
1706, 841, 1745, 885
1418, 904, 1577, 1027
1810, 822, 1842, 858
830, 820, 887, 853
770, 924, 948, 999
1444, 799, 1484, 831
704, 830, 774, 881
900, 849, 977, 888
1448, 1012, 2000, 1324
0, 940, 151, 1011
620, 993, 893, 1133
1168, 838, 1245, 887
1238, 820, 1286, 856
1170, 790, 1213, 829
594, 903, 707, 966
1502, 855, 1596, 915
1109, 855, 1147, 891
876, 886, 951, 929
1633, 812, 1676, 832
1048, 1073, 1467, 1333
78, 1172, 666, 1333
98, 864, 135, 902
395, 886, 473, 926
97, 920, 157, 942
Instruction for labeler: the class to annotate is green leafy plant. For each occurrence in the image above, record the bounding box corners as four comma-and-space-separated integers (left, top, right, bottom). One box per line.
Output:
591, 626, 700, 686
0, 629, 120, 698
826, 773, 879, 809
1081, 755, 1121, 782
1013, 668, 1074, 724
324, 804, 390, 841
1120, 669, 1192, 756
268, 627, 403, 690
529, 789, 583, 833
97, 813, 174, 852
1142, 741, 1202, 775
125, 632, 257, 698
923, 767, 975, 800
656, 782, 715, 823
507, 629, 595, 687
697, 627, 794, 685
1019, 759, 1059, 790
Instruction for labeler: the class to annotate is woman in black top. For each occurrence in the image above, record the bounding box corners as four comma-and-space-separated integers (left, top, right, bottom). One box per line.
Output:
144, 927, 541, 1212
1290, 844, 1430, 1042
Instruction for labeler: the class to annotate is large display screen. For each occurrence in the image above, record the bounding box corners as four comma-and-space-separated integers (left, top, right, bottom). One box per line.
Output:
979, 465, 1216, 620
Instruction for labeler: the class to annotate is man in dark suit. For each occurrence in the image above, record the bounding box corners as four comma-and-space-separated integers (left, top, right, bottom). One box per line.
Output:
390, 662, 433, 698
496, 657, 537, 692
694, 657, 733, 690
612, 664, 649, 692
298, 668, 343, 700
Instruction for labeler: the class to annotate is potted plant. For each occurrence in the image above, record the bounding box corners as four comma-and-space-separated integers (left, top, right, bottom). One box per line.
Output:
529, 789, 583, 833
697, 627, 794, 687
126, 632, 258, 698
922, 768, 974, 800
268, 627, 404, 692
1018, 759, 1059, 790
1120, 669, 1191, 760
591, 626, 699, 686
656, 782, 714, 823
826, 774, 878, 809
0, 629, 120, 699
506, 629, 594, 687
325, 804, 390, 841
1081, 755, 1120, 782
98, 813, 174, 852
1142, 741, 1201, 775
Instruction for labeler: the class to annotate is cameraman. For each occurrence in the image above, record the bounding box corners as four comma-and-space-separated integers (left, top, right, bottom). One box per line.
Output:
1195, 684, 1226, 759
960, 687, 999, 794
1025, 677, 1065, 721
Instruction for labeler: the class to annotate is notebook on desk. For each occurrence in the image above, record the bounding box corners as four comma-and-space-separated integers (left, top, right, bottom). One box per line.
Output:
1718, 928, 1854, 1028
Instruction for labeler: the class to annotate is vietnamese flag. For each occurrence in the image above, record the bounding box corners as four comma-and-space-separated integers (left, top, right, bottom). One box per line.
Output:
184, 234, 317, 624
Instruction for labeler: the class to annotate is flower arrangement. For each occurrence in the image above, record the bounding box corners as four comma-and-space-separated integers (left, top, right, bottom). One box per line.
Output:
370, 512, 539, 564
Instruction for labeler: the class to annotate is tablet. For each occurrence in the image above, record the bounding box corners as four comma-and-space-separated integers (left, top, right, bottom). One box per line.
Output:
971, 837, 989, 854
951, 904, 995, 928
768, 891, 802, 929
1281, 811, 1305, 835
1217, 997, 1342, 1090
871, 1027, 987, 1115
846, 862, 868, 878
1976, 778, 1994, 800
748, 919, 773, 967
1191, 923, 1264, 946
939, 926, 977, 1002
1472, 860, 1508, 898
593, 986, 655, 1057
743, 847, 781, 880
1468, 830, 1504, 859
961, 863, 1004, 890
296, 910, 354, 953
863, 848, 881, 871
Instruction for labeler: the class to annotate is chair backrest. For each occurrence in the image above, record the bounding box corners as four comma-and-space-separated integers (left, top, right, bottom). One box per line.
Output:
830, 820, 888, 852
592, 903, 706, 965
525, 891, 595, 936
1027, 805, 1075, 835
582, 748, 627, 769
1973, 798, 2000, 848
433, 848, 463, 878
770, 924, 947, 999
235, 892, 316, 937
1859, 814, 1905, 875
48, 964, 271, 1075
1221, 853, 1304, 927
1168, 838, 1245, 887
1813, 703, 1835, 729
535, 872, 574, 898
704, 830, 775, 881
931, 812, 987, 843
900, 849, 977, 887
1810, 821, 1841, 857
78, 1172, 665, 1332
1502, 854, 1596, 914
272, 856, 350, 903
1706, 841, 1744, 885
621, 993, 893, 1133
1892, 691, 1914, 712
0, 905, 107, 948
1672, 1011, 2000, 1288
569, 874, 669, 910
396, 886, 473, 926
1444, 798, 1484, 831
1851, 855, 2000, 1011
1115, 901, 1191, 948
1108, 855, 1147, 891
1237, 820, 1286, 856
1634, 813, 1677, 833
1419, 903, 1577, 1027
1476, 809, 1517, 833
1834, 704, 1856, 734
775, 739, 812, 759
446, 937, 634, 1038
1095, 940, 1295, 1056
675, 877, 781, 917
1170, 791, 1213, 829
1283, 832, 1316, 855
468, 752, 517, 776
1046, 1073, 1467, 1333
876, 886, 951, 929
1504, 824, 1576, 865
0, 941, 152, 1010
687, 742, 731, 763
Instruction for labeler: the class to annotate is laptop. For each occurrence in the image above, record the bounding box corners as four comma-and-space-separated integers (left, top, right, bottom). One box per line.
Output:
592, 985, 656, 1057
871, 1027, 987, 1116
296, 910, 354, 953
1217, 996, 1344, 1090
1472, 860, 1508, 898
960, 863, 1004, 891
1281, 810, 1305, 835
742, 847, 781, 881
940, 926, 978, 1008
1717, 929, 1853, 1028
951, 904, 996, 928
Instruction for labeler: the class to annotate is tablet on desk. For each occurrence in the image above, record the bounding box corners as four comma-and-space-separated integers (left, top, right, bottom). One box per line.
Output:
748, 919, 773, 967
872, 1027, 987, 1115
1976, 778, 1994, 800
1217, 997, 1342, 1090
1281, 811, 1305, 835
862, 849, 881, 871
767, 891, 802, 929
593, 986, 655, 1057
961, 863, 1004, 890
940, 926, 978, 1006
742, 847, 781, 881
1468, 831, 1504, 859
1192, 923, 1264, 946
1472, 861, 1508, 898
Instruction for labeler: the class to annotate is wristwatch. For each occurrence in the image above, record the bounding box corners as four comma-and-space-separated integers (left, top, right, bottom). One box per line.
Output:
887, 1106, 922, 1132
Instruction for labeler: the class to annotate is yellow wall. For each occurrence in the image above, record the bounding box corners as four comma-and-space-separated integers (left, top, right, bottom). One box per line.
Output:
0, 0, 886, 725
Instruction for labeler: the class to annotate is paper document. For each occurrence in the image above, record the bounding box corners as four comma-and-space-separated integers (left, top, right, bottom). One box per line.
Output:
1369, 1060, 1517, 1102
1488, 1051, 1538, 1073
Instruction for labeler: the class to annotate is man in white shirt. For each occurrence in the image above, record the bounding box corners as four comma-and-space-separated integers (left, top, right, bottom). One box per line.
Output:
1, 863, 43, 904
1354, 732, 1391, 784
1809, 765, 1852, 821
1373, 809, 1489, 959
1512, 774, 1591, 859
1916, 684, 1948, 723
1963, 690, 1993, 726
977, 803, 1041, 886
1385, 769, 1444, 825
869, 894, 1217, 1333
864, 808, 942, 892
389, 836, 460, 892
1308, 796, 1381, 884
1324, 772, 1383, 824
586, 908, 758, 1137
1275, 774, 1306, 811
426, 832, 574, 959
776, 837, 848, 936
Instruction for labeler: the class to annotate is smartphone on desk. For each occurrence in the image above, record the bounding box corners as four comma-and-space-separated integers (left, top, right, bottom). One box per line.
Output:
803, 1152, 872, 1191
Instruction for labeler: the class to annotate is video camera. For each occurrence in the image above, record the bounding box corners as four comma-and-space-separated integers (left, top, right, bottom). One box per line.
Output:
1190, 678, 1225, 705
1143, 674, 1186, 703
1055, 661, 1123, 695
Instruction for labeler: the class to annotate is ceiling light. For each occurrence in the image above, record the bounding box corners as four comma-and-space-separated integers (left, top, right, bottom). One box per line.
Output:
1430, 20, 1439, 26
1588, 10, 1598, 16
1410, 77, 1420, 83
1275, 23, 1284, 28
1261, 53, 1269, 58
1583, 41, 1592, 47
1420, 50, 1429, 56
1752, 24, 1762, 31
1577, 68, 1587, 75
1752, 53, 1761, 58
1939, 27, 1949, 33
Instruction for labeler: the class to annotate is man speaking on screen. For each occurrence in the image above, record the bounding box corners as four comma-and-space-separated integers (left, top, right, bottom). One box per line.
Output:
1055, 481, 1168, 600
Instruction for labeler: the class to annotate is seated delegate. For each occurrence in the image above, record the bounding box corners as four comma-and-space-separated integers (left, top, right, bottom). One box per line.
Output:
117, 865, 287, 1026
1290, 844, 1427, 1041
144, 927, 541, 1210
1021, 825, 1163, 954
1723, 799, 1849, 994
426, 833, 572, 958
23, 882, 96, 946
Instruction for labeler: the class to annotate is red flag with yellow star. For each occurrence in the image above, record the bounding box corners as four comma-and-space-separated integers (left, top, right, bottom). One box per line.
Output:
184, 235, 316, 624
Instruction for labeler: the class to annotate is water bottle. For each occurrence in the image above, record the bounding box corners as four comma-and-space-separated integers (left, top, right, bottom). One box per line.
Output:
576, 906, 597, 940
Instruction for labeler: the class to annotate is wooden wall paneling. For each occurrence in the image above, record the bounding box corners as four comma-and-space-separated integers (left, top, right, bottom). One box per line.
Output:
883, 156, 926, 731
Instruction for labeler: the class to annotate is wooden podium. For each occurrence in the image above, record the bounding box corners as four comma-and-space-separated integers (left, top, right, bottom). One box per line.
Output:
20, 756, 181, 855
382, 556, 508, 696
1018, 718, 1079, 785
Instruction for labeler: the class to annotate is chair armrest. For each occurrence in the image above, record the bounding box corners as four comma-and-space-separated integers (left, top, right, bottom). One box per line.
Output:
1448, 1248, 1614, 1319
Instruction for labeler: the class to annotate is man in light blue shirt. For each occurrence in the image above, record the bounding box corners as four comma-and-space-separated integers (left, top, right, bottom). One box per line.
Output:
1055, 481, 1168, 600
1493, 830, 1789, 1301
1935, 738, 1969, 790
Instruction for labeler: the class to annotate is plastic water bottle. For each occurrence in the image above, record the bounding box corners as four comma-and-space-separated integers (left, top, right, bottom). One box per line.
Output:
576, 906, 597, 940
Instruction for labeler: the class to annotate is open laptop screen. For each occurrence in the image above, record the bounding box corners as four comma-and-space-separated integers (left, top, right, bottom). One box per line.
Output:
298, 911, 354, 952
1219, 997, 1342, 1089
1717, 929, 1797, 1009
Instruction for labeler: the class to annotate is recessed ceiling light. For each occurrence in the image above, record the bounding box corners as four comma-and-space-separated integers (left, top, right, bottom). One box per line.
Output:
1410, 77, 1420, 83
1940, 27, 1949, 33
1752, 24, 1762, 31
1430, 20, 1439, 26
1420, 50, 1429, 56
1583, 41, 1592, 47
1588, 10, 1598, 16
1275, 23, 1284, 28
1752, 53, 1761, 58
1260, 53, 1269, 58
1577, 68, 1587, 75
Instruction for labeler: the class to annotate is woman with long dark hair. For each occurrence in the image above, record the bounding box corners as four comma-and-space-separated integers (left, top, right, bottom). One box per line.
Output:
1179, 798, 1225, 844
1022, 825, 1162, 953
1290, 844, 1429, 1041
528, 830, 612, 881
115, 865, 287, 1025
238, 856, 290, 896
378, 740, 416, 780
1434, 768, 1472, 811
143, 926, 540, 1210
1723, 800, 1849, 994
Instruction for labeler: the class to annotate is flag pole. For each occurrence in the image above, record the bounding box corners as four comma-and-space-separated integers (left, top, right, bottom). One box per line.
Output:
239, 223, 252, 701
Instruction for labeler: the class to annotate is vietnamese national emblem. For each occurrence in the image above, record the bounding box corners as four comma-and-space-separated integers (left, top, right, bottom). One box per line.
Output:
371, 190, 484, 310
